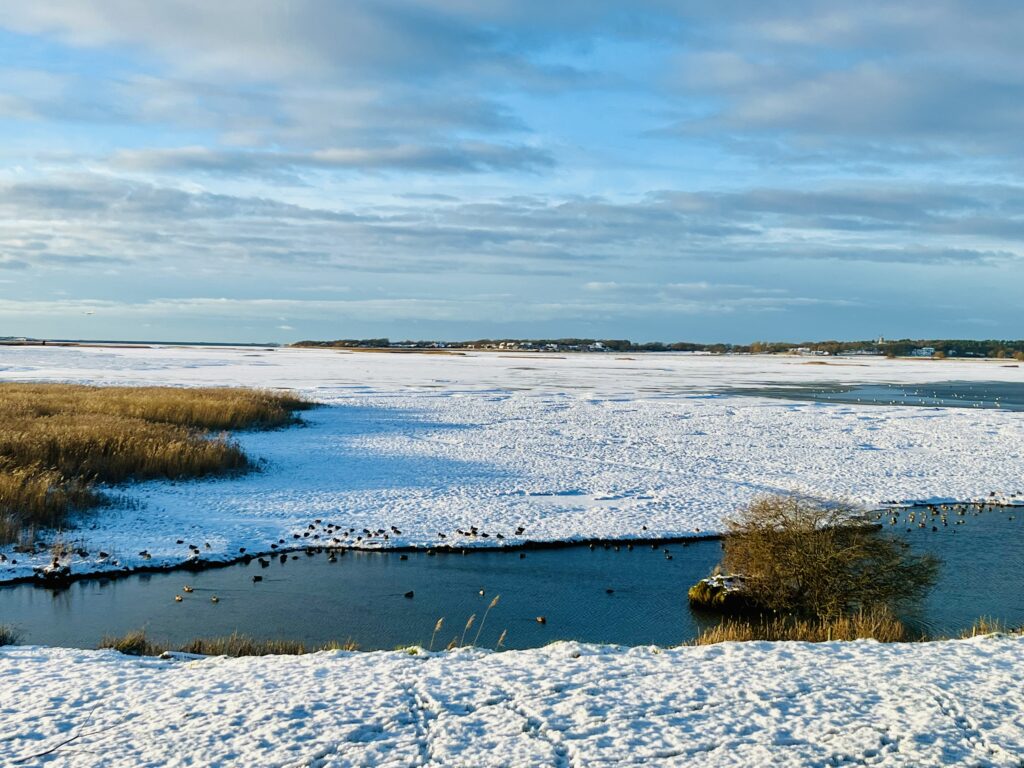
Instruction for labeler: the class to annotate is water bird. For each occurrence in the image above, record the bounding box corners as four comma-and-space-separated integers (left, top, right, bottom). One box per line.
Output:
404, 590, 415, 599
174, 595, 183, 602
400, 554, 408, 561
519, 552, 526, 559
182, 585, 194, 593
606, 588, 615, 594
252, 575, 263, 582
478, 589, 485, 596
210, 596, 219, 604
536, 616, 547, 624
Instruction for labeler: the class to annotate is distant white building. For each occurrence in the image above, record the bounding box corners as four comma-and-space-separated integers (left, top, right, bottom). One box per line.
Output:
910, 347, 936, 357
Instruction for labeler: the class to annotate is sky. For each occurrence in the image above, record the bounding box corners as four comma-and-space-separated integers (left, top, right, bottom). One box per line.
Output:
1, 1, 1022, 344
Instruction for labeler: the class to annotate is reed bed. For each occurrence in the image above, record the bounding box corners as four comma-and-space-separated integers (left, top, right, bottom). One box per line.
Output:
33, 617, 1024, 657
960, 617, 1024, 638
99, 630, 358, 657
691, 609, 910, 645
0, 383, 310, 544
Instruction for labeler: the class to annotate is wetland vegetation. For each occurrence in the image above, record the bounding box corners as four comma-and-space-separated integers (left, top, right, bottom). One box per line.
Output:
0, 384, 310, 545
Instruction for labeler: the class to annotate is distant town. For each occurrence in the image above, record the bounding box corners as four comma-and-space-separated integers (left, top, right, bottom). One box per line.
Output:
293, 337, 1024, 360
3, 335, 1022, 359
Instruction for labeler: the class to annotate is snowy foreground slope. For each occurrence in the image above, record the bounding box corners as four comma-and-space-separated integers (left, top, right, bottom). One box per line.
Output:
2, 637, 1023, 767
1, 345, 1023, 582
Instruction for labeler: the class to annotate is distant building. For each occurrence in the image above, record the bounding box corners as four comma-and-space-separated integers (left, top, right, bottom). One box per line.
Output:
910, 347, 936, 357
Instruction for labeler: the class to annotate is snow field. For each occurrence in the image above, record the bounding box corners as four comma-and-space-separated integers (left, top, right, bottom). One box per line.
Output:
1, 345, 1022, 583
2, 636, 1023, 767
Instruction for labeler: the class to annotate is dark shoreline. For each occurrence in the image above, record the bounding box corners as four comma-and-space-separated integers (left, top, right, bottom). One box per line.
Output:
2, 533, 724, 590
4, 500, 1021, 590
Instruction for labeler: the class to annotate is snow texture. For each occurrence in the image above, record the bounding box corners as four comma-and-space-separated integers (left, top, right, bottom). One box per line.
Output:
1, 345, 1023, 582
2, 637, 1023, 767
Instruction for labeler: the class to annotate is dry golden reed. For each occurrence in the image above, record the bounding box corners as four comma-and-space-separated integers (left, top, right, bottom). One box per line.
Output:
0, 383, 310, 544
691, 608, 909, 645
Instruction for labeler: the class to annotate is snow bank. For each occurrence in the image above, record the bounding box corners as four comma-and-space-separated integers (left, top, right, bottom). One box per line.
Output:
2, 636, 1022, 766
1, 346, 1022, 583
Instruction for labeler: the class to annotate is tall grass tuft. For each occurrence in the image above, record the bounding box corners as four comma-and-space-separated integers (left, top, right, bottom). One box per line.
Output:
691, 608, 909, 645
459, 614, 476, 648
99, 629, 165, 656
0, 624, 21, 646
473, 595, 501, 646
0, 383, 310, 544
429, 618, 444, 652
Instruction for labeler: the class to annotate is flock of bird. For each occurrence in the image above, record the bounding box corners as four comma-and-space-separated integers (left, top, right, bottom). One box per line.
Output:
15, 493, 1019, 593
873, 499, 1019, 532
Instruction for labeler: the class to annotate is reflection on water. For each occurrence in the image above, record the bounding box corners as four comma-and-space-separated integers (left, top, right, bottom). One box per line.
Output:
1, 506, 1021, 650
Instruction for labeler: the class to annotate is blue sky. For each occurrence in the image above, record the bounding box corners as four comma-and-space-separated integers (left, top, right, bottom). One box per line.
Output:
1, 1, 1022, 343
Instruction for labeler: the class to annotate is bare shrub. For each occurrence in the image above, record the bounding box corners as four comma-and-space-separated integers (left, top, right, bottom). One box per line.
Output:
721, 496, 939, 619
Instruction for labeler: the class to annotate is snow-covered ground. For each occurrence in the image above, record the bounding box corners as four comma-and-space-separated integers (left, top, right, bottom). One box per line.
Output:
2, 636, 1023, 767
1, 345, 1023, 582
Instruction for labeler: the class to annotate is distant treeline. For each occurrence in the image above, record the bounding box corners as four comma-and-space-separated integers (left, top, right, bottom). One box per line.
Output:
292, 337, 1024, 358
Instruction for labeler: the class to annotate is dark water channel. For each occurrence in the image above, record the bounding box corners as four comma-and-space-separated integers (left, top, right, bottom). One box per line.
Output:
729, 380, 1024, 411
1, 506, 1021, 650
